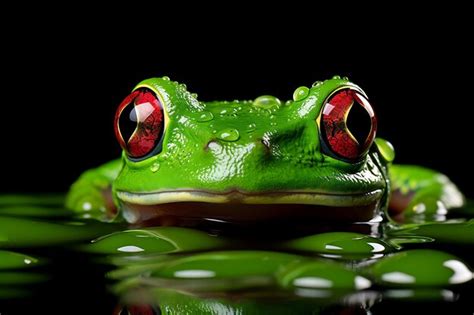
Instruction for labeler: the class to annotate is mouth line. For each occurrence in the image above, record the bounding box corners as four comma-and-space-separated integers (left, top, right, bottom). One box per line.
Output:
116, 188, 383, 207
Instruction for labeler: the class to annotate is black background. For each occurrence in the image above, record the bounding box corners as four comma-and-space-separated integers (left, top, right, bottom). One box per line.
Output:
1, 8, 472, 197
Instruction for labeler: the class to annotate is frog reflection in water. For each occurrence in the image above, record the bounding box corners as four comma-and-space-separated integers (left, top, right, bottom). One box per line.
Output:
61, 76, 470, 314
67, 76, 463, 226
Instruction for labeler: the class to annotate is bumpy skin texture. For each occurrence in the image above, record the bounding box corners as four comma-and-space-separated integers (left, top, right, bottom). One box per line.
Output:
115, 78, 383, 195
66, 77, 464, 222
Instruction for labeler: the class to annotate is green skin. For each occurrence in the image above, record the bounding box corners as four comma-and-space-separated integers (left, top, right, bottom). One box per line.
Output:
0, 77, 470, 312
65, 76, 464, 224
61, 75, 469, 311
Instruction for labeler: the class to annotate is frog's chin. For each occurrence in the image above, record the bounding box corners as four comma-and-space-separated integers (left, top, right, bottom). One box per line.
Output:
116, 189, 384, 225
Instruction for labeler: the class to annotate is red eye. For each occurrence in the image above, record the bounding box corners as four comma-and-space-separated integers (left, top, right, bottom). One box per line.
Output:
114, 88, 165, 159
320, 89, 377, 161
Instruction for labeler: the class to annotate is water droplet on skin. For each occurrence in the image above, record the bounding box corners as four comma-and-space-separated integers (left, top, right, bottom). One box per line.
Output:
150, 163, 160, 173
220, 109, 228, 115
270, 121, 277, 126
217, 128, 240, 142
285, 100, 292, 105
162, 76, 170, 81
196, 111, 214, 122
293, 86, 310, 101
332, 75, 341, 79
374, 138, 395, 163
253, 95, 282, 109
191, 93, 198, 98
212, 130, 217, 134
343, 76, 349, 80
312, 81, 323, 87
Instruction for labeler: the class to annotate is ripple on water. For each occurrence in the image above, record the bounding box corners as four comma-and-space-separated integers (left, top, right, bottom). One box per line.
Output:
283, 232, 393, 258
1, 195, 474, 311
369, 249, 473, 287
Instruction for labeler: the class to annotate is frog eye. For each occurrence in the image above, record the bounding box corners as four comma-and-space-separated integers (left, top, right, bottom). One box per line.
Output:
320, 88, 377, 161
114, 88, 165, 159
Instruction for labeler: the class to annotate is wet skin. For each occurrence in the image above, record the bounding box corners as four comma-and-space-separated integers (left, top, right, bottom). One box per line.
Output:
58, 77, 471, 313
66, 76, 464, 225
1, 77, 472, 313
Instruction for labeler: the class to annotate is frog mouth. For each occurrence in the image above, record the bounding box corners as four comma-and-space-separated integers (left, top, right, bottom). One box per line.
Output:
116, 189, 384, 224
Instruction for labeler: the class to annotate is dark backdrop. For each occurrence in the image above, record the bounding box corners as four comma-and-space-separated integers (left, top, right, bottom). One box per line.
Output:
1, 12, 472, 197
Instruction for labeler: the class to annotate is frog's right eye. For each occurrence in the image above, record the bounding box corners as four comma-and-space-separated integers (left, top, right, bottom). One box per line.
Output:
114, 88, 165, 159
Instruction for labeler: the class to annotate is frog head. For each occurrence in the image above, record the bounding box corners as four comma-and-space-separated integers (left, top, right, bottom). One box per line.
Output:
113, 76, 389, 225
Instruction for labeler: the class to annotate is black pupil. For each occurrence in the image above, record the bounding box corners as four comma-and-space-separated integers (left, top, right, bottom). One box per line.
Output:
346, 99, 371, 146
119, 100, 138, 143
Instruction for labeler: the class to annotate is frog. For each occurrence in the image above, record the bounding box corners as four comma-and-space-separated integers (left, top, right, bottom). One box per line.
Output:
65, 76, 464, 227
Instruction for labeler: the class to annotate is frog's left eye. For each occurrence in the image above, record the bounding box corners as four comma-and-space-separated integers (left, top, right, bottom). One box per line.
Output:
114, 88, 165, 159
320, 88, 377, 161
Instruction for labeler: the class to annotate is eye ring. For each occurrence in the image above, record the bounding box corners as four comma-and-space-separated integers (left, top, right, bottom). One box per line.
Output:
114, 88, 166, 160
319, 87, 377, 162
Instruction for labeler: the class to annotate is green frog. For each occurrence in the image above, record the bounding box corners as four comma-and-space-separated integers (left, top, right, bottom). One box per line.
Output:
65, 76, 464, 226
1, 77, 472, 313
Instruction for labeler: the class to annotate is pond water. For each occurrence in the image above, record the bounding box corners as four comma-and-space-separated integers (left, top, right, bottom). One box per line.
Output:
0, 195, 473, 314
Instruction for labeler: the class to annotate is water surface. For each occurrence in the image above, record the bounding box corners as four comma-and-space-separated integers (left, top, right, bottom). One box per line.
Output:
0, 195, 473, 314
